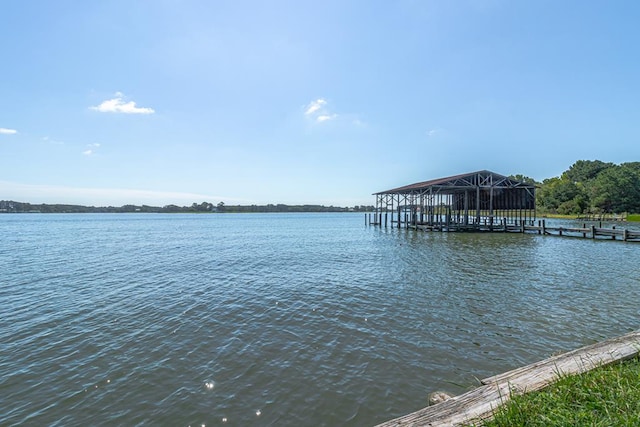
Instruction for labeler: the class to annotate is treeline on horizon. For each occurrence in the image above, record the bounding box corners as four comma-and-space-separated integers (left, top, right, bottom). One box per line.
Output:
512, 160, 640, 214
0, 200, 374, 214
2, 160, 638, 215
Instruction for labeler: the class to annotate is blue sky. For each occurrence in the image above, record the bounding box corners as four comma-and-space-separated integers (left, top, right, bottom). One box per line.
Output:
1, 1, 639, 207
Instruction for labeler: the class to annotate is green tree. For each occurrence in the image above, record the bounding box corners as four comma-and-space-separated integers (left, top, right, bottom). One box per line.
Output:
510, 174, 539, 185
590, 164, 640, 213
537, 177, 583, 212
562, 160, 613, 183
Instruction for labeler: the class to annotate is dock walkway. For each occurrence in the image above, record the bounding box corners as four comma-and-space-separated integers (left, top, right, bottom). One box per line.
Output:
367, 214, 640, 242
414, 221, 640, 242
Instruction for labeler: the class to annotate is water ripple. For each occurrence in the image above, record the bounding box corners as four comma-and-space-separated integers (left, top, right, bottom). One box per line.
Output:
0, 213, 638, 426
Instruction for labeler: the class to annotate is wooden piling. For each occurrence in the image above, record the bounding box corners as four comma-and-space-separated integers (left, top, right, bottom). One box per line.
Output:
366, 212, 638, 243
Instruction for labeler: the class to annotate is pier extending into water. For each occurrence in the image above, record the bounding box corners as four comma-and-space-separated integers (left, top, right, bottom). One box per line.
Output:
369, 170, 639, 242
366, 215, 640, 242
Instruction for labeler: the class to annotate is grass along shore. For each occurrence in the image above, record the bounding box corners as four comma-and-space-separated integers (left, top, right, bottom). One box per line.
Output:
482, 356, 640, 426
538, 212, 640, 222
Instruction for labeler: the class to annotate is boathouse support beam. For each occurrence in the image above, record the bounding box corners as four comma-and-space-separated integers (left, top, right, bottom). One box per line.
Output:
476, 186, 481, 225
464, 190, 469, 226
489, 186, 494, 228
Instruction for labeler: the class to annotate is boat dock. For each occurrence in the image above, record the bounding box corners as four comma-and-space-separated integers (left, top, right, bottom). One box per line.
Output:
369, 171, 638, 242
366, 215, 640, 242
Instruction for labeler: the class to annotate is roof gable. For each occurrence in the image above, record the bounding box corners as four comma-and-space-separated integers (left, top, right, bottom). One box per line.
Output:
374, 170, 533, 195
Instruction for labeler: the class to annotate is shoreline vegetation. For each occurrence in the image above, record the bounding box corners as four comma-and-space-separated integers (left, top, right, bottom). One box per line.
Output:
0, 200, 374, 214
2, 160, 638, 217
513, 160, 640, 216
541, 212, 640, 222
3, 200, 638, 221
377, 331, 640, 426
482, 357, 640, 426
2, 200, 639, 221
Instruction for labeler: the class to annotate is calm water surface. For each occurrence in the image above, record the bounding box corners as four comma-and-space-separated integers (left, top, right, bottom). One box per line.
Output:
1, 213, 639, 426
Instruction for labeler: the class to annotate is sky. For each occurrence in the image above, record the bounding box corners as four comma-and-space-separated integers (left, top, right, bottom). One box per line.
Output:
1, 0, 639, 207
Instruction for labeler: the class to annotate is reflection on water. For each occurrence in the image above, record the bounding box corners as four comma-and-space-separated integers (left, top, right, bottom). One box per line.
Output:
1, 213, 638, 426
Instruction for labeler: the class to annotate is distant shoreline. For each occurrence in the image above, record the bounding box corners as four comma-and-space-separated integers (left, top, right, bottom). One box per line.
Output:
0, 200, 373, 214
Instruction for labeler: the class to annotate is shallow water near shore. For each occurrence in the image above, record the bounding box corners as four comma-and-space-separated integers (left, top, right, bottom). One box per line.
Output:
1, 213, 639, 426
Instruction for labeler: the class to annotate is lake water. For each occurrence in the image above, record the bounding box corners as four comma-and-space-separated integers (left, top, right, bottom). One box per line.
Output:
1, 213, 639, 426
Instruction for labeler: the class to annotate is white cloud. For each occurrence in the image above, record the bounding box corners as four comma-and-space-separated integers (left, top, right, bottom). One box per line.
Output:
304, 98, 327, 116
427, 128, 443, 137
303, 98, 365, 126
82, 143, 101, 156
304, 98, 341, 123
43, 136, 64, 145
317, 114, 337, 122
90, 93, 155, 114
0, 128, 18, 135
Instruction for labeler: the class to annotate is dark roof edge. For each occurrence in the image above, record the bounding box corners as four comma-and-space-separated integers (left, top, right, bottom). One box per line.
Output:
373, 170, 534, 195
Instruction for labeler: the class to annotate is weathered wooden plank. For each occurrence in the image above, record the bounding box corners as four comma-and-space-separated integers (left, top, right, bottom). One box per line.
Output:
376, 330, 640, 427
482, 329, 640, 390
375, 383, 511, 427
595, 227, 625, 236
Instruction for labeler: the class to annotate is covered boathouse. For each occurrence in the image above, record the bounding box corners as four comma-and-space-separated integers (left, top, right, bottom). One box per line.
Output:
371, 170, 536, 231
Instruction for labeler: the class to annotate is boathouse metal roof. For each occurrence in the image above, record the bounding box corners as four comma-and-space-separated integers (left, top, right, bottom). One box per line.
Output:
373, 170, 534, 195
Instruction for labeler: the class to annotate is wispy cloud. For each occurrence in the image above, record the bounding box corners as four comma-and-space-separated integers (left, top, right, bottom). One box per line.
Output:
317, 114, 338, 122
427, 128, 444, 137
42, 136, 65, 145
0, 128, 18, 135
82, 143, 101, 156
90, 92, 155, 114
304, 98, 327, 116
304, 98, 338, 123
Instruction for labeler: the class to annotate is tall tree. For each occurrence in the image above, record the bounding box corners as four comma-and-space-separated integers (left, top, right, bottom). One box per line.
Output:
562, 160, 613, 183
590, 164, 640, 213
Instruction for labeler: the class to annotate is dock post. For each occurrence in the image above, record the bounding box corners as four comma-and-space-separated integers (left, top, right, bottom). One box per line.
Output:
520, 220, 525, 234
385, 212, 388, 228
582, 223, 586, 238
623, 228, 629, 241
503, 218, 507, 232
542, 219, 546, 235
366, 213, 368, 226
612, 225, 616, 240
591, 225, 596, 239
